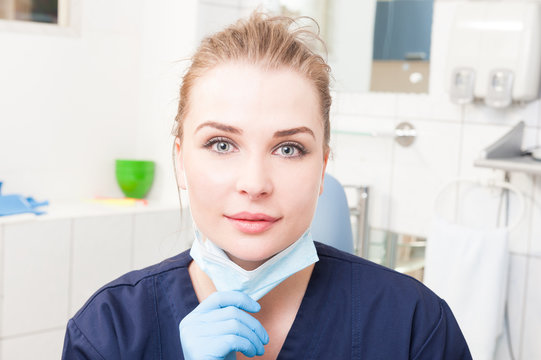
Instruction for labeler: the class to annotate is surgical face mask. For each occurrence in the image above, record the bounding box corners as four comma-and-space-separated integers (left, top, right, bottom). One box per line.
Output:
189, 228, 319, 301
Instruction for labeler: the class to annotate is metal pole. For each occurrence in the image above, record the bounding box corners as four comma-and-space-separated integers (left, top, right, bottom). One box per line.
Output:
345, 184, 370, 258
357, 186, 370, 259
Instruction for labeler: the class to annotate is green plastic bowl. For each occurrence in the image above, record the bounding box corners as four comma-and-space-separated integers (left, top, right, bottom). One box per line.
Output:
115, 159, 155, 199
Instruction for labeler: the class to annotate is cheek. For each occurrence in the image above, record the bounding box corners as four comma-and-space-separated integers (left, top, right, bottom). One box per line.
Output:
275, 162, 323, 214
183, 154, 236, 211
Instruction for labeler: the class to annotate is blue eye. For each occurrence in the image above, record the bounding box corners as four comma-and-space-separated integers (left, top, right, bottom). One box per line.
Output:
214, 141, 231, 153
280, 145, 296, 156
274, 142, 306, 158
203, 137, 237, 154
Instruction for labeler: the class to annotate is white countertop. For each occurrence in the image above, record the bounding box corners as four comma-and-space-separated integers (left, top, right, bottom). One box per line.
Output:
0, 200, 183, 225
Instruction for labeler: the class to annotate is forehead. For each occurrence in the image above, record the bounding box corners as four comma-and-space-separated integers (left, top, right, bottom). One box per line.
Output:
185, 62, 323, 135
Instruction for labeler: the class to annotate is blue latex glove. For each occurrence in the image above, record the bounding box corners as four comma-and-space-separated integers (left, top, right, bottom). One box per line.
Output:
179, 291, 269, 359
0, 195, 49, 216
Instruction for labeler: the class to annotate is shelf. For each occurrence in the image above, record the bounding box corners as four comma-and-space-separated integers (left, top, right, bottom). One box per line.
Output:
472, 121, 541, 175
474, 156, 541, 175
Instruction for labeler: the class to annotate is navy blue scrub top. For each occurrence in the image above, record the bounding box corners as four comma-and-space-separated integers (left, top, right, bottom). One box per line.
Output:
62, 242, 472, 359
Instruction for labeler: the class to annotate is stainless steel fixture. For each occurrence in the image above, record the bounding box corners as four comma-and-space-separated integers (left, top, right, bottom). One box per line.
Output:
344, 185, 370, 257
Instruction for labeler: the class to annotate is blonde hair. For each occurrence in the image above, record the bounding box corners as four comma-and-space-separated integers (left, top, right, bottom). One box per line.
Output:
173, 11, 332, 151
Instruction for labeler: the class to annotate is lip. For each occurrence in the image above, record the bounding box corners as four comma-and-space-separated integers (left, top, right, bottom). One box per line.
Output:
224, 212, 281, 234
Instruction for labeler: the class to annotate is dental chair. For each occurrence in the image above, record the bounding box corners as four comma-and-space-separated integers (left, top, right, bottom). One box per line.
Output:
311, 173, 354, 254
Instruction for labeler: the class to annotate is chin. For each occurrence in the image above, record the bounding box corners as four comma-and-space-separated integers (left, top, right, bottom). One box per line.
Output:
229, 247, 276, 262
225, 240, 284, 264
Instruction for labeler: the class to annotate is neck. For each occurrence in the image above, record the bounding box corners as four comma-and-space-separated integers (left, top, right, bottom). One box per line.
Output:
188, 260, 217, 300
224, 251, 269, 271
188, 260, 314, 304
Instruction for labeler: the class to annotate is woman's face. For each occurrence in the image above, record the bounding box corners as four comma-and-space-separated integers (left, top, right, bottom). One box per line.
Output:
176, 62, 328, 270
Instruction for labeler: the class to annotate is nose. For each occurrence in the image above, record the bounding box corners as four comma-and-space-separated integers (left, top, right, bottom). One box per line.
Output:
235, 155, 273, 200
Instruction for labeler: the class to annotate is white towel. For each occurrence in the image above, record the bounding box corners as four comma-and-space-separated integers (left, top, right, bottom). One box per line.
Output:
424, 216, 509, 360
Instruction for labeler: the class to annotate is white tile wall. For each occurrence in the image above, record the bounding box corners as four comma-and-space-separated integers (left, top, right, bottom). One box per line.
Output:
464, 103, 536, 127
1, 329, 66, 360
390, 119, 462, 236
396, 93, 461, 122
328, 114, 395, 230
1, 220, 71, 337
333, 92, 397, 118
458, 122, 509, 180
428, 1, 456, 97
70, 215, 134, 316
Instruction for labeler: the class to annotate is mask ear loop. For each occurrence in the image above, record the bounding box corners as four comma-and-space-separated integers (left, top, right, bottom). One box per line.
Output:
173, 139, 199, 248
177, 157, 198, 236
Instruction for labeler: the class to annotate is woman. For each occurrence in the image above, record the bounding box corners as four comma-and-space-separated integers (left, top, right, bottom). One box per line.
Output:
62, 12, 471, 359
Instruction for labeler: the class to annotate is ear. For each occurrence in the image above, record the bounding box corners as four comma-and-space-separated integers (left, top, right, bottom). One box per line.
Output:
174, 137, 187, 190
319, 149, 330, 196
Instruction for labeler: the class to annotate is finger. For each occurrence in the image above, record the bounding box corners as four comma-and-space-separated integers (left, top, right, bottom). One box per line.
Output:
196, 291, 261, 314
200, 306, 269, 345
199, 318, 266, 355
222, 335, 260, 358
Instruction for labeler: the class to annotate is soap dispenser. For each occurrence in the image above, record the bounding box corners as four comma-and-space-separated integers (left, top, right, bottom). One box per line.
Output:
446, 1, 541, 107
485, 69, 514, 108
450, 67, 475, 104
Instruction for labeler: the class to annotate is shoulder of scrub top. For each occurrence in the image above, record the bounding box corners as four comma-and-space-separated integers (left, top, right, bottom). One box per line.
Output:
313, 242, 471, 359
72, 248, 192, 318
313, 240, 445, 324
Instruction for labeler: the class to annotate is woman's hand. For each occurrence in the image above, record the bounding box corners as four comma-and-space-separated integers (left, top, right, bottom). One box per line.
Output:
179, 291, 269, 359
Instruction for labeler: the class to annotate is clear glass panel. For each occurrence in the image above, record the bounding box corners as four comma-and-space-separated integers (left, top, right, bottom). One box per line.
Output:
364, 227, 426, 282
0, 0, 59, 24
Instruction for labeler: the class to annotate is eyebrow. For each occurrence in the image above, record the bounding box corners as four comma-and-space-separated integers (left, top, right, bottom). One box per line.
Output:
195, 121, 315, 139
273, 127, 315, 139
195, 121, 243, 135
